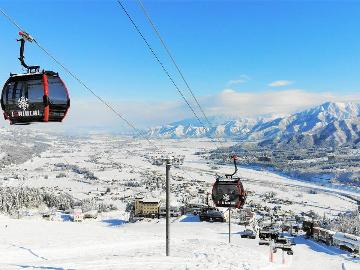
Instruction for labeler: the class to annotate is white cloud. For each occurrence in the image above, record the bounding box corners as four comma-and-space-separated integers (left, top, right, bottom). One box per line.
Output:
227, 74, 250, 85
59, 98, 189, 130
203, 89, 360, 118
268, 80, 293, 87
0, 98, 188, 133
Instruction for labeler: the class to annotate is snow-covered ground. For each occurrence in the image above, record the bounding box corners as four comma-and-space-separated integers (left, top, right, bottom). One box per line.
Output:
0, 214, 359, 270
0, 135, 359, 269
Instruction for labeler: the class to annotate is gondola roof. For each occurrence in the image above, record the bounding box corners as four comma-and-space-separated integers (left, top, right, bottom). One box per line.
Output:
7, 71, 59, 80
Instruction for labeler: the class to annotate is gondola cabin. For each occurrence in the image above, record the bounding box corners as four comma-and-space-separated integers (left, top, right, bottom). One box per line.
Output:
1, 71, 70, 124
212, 178, 246, 209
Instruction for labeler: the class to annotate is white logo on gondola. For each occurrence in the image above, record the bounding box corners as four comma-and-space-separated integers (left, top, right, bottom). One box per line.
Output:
223, 194, 230, 202
11, 96, 40, 118
18, 96, 29, 111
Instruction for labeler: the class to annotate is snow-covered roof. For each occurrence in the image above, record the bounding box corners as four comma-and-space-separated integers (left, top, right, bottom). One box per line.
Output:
10, 72, 43, 77
333, 232, 360, 247
142, 198, 160, 203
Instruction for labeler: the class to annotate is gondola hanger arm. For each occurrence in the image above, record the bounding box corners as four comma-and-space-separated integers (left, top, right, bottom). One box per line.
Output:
17, 32, 40, 73
225, 155, 238, 179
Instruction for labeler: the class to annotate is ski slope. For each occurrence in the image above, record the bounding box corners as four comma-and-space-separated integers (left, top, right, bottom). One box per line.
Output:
0, 214, 359, 270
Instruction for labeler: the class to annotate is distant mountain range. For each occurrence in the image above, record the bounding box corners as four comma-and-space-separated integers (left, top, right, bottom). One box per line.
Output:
147, 102, 360, 147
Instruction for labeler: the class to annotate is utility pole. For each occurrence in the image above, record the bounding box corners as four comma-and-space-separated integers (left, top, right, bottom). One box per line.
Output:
228, 208, 231, 243
166, 159, 171, 256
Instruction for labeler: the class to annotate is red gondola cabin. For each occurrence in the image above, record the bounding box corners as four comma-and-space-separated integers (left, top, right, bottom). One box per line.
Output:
1, 71, 70, 125
212, 178, 246, 209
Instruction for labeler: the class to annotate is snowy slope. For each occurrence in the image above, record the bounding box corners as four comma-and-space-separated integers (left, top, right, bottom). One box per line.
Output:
0, 215, 358, 270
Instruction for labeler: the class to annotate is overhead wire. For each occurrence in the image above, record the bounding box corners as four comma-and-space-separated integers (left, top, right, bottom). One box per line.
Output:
136, 0, 224, 145
134, 1, 237, 165
115, 0, 226, 149
115, 1, 206, 127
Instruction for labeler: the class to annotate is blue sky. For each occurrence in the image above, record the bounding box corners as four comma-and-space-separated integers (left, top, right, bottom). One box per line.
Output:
1, 0, 360, 130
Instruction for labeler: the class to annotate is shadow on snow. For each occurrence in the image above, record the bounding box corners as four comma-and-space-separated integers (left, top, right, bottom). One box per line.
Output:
16, 265, 75, 270
60, 214, 72, 222
295, 236, 348, 256
102, 219, 127, 227
179, 214, 200, 222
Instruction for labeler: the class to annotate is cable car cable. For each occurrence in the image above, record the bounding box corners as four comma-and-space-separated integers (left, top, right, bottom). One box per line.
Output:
136, 0, 225, 148
115, 0, 226, 149
115, 1, 206, 128
134, 1, 240, 160
0, 8, 23, 31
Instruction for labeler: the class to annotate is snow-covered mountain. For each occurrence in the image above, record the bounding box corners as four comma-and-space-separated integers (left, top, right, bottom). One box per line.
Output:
147, 116, 259, 139
147, 102, 360, 147
251, 102, 360, 147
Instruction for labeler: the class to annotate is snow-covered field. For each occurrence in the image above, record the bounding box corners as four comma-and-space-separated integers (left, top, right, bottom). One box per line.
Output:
0, 134, 359, 269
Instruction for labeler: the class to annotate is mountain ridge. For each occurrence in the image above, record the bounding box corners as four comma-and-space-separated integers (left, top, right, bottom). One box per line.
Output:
147, 102, 360, 147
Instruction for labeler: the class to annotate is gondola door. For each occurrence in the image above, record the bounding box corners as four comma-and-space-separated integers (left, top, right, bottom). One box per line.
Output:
27, 77, 46, 122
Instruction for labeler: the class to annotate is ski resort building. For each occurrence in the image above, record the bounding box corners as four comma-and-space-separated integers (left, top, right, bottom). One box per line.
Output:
134, 197, 160, 218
